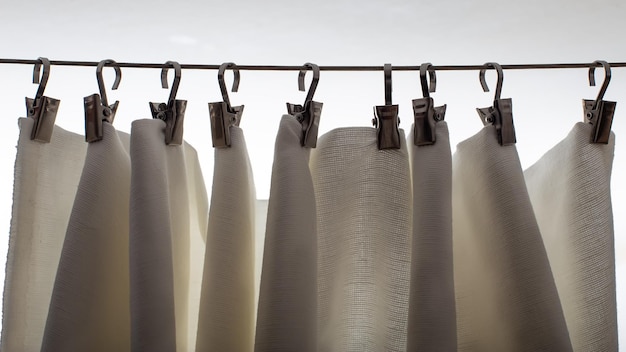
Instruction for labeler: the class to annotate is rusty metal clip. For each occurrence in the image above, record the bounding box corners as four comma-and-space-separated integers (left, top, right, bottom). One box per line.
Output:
149, 61, 186, 145
84, 59, 121, 143
286, 63, 322, 148
209, 62, 244, 148
373, 63, 401, 150
412, 63, 446, 146
476, 62, 516, 146
583, 60, 615, 144
26, 57, 59, 143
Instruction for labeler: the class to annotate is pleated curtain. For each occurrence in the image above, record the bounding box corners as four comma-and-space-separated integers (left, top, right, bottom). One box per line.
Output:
1, 114, 617, 352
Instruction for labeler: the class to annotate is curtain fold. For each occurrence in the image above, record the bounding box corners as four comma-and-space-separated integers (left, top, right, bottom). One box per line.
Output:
406, 122, 456, 351
196, 126, 256, 351
255, 116, 318, 352
129, 119, 208, 352
311, 127, 412, 352
524, 122, 617, 351
452, 125, 572, 351
41, 122, 131, 351
1, 118, 87, 352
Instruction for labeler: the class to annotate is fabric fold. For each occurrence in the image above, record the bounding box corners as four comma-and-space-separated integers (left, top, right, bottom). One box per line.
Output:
311, 127, 412, 352
196, 126, 256, 351
41, 122, 131, 351
406, 122, 456, 351
255, 116, 317, 352
129, 119, 208, 352
452, 126, 572, 351
525, 122, 617, 351
1, 118, 87, 352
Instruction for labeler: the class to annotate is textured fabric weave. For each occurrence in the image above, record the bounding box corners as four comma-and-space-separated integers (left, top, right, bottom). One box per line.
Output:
1, 118, 87, 352
452, 125, 572, 351
129, 119, 208, 352
255, 116, 317, 352
311, 127, 412, 352
41, 122, 131, 351
406, 122, 456, 351
196, 126, 256, 351
525, 122, 617, 351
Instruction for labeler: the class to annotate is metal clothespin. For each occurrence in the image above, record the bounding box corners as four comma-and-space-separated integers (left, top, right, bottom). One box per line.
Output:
149, 61, 186, 145
583, 60, 615, 144
26, 57, 60, 143
286, 63, 322, 148
412, 63, 447, 146
476, 62, 516, 146
373, 63, 401, 149
209, 62, 244, 148
84, 59, 121, 143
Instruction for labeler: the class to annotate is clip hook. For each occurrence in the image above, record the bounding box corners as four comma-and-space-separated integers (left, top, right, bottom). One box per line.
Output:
419, 63, 437, 98
476, 62, 515, 146
413, 63, 446, 146
96, 59, 122, 108
27, 57, 60, 143
583, 60, 615, 144
218, 62, 241, 110
287, 63, 323, 148
150, 61, 187, 145
373, 63, 401, 149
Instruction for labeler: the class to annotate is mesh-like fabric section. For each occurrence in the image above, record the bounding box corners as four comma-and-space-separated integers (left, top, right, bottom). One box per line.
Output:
525, 122, 617, 351
311, 127, 412, 352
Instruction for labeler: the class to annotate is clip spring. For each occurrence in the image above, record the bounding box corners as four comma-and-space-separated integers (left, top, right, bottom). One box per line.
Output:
84, 59, 121, 143
373, 63, 401, 150
476, 62, 516, 146
286, 63, 322, 148
26, 57, 60, 143
583, 60, 615, 144
412, 63, 447, 146
209, 62, 244, 148
149, 61, 186, 145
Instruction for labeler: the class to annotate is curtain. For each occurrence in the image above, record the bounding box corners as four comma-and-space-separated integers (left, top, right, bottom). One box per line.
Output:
1, 116, 617, 351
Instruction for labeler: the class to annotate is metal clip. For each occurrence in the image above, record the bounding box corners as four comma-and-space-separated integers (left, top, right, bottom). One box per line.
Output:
84, 59, 121, 143
149, 61, 186, 145
373, 63, 401, 150
286, 63, 323, 148
26, 57, 59, 143
583, 60, 615, 144
208, 62, 244, 148
412, 63, 446, 146
476, 62, 516, 146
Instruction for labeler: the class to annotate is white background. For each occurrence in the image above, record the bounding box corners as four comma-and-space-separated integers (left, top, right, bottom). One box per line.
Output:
1, 0, 625, 346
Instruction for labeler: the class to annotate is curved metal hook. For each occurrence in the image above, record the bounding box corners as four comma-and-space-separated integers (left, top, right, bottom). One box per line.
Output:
588, 60, 611, 108
298, 63, 320, 105
479, 62, 504, 101
160, 61, 182, 105
218, 62, 240, 109
32, 57, 51, 99
96, 59, 122, 107
419, 63, 437, 98
384, 63, 393, 105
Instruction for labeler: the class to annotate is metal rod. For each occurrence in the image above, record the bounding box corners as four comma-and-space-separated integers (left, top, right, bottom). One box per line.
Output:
1, 58, 626, 71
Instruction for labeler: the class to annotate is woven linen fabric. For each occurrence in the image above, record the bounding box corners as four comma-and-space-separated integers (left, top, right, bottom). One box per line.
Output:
524, 122, 617, 351
196, 126, 256, 352
406, 122, 456, 351
41, 122, 131, 351
310, 127, 412, 352
1, 118, 87, 352
255, 116, 317, 352
129, 119, 208, 352
452, 125, 572, 351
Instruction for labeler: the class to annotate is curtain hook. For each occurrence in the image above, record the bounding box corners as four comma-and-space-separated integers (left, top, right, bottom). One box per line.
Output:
588, 60, 611, 109
298, 63, 320, 105
32, 57, 51, 100
479, 62, 504, 101
161, 61, 182, 106
218, 62, 240, 110
419, 62, 436, 98
384, 63, 393, 105
96, 59, 122, 108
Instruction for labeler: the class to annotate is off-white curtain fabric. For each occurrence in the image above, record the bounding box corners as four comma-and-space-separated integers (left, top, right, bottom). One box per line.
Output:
129, 119, 208, 352
196, 126, 256, 351
1, 118, 87, 352
41, 122, 131, 351
525, 122, 617, 351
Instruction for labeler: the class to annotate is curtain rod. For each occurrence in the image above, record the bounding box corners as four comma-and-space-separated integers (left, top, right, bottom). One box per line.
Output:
1, 58, 626, 71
